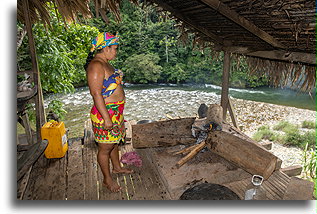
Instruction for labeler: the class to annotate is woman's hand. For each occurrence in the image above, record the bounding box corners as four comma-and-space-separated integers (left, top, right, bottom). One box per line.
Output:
103, 119, 113, 130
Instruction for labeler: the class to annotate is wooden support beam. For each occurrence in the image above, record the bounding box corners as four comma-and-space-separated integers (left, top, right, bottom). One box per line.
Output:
220, 51, 230, 121
200, 0, 286, 49
151, 0, 223, 45
245, 50, 316, 65
228, 97, 238, 129
22, 0, 46, 143
95, 0, 99, 18
220, 46, 316, 65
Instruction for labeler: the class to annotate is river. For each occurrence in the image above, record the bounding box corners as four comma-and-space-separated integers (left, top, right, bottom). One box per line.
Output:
44, 84, 316, 138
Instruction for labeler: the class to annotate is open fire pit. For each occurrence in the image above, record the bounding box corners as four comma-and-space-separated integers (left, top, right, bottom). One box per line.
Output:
180, 183, 240, 200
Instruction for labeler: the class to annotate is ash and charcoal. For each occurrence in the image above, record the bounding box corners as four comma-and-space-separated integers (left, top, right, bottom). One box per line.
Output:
179, 183, 240, 200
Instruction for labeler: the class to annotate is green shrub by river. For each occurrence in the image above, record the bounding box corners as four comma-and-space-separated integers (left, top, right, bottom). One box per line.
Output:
253, 120, 316, 150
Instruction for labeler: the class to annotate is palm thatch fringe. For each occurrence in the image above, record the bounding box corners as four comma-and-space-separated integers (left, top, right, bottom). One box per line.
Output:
17, 0, 92, 27
17, 0, 139, 27
246, 57, 316, 92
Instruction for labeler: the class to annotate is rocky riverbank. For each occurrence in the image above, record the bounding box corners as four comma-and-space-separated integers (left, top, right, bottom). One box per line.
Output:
230, 98, 315, 168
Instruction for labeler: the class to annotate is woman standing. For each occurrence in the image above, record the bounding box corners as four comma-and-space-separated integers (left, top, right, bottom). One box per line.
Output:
84, 32, 133, 193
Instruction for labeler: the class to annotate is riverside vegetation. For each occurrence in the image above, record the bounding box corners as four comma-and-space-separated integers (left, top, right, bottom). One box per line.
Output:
253, 120, 316, 183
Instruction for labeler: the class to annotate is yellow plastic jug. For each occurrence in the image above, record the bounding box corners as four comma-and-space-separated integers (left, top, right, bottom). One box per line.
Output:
41, 121, 68, 159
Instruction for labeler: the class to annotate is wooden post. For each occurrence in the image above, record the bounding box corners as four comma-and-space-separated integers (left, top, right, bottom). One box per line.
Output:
228, 97, 238, 129
220, 51, 230, 121
22, 0, 46, 143
21, 113, 33, 145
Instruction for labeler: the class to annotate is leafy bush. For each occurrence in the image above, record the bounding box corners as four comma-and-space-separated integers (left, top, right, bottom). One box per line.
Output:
47, 100, 67, 120
273, 121, 298, 133
123, 53, 162, 83
253, 122, 315, 150
17, 6, 99, 93
162, 63, 188, 83
302, 120, 316, 129
252, 126, 276, 142
284, 130, 315, 149
271, 133, 287, 145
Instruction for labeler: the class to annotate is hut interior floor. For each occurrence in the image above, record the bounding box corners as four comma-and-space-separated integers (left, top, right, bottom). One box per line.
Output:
18, 138, 170, 200
18, 137, 314, 200
17, 117, 314, 200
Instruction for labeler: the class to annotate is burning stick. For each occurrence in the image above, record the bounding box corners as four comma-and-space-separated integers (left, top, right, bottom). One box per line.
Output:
172, 144, 200, 155
175, 141, 206, 168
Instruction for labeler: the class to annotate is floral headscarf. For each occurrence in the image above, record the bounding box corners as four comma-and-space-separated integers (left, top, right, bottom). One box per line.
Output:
90, 32, 119, 52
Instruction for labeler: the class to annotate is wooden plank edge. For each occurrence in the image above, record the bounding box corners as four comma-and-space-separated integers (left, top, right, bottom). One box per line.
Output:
280, 165, 303, 177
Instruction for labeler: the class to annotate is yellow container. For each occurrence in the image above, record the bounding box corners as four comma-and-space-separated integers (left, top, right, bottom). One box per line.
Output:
41, 121, 68, 159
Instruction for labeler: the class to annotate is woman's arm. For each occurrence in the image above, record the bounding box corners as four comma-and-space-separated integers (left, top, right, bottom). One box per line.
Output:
87, 61, 113, 129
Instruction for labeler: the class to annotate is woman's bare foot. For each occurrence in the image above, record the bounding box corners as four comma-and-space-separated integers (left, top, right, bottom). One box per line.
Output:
103, 179, 122, 192
112, 167, 134, 174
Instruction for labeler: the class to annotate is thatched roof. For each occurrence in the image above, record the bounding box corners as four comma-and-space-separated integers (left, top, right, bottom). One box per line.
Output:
146, 0, 315, 91
17, 0, 316, 91
17, 0, 137, 27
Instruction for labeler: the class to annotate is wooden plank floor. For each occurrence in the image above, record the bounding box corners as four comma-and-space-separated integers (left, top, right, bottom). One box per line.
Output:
21, 136, 171, 200
224, 170, 291, 200
19, 119, 299, 200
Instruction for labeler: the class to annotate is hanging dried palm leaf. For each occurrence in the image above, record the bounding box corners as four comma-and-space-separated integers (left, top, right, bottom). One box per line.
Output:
17, 0, 92, 27
246, 56, 315, 92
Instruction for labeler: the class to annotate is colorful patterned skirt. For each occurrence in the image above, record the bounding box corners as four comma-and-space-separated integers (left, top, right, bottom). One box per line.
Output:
90, 100, 126, 144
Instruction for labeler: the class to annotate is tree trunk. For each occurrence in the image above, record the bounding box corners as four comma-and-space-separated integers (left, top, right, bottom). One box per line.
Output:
132, 117, 196, 148
206, 123, 278, 179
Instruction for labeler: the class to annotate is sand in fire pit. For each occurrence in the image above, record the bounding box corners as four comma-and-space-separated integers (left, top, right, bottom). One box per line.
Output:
145, 145, 251, 199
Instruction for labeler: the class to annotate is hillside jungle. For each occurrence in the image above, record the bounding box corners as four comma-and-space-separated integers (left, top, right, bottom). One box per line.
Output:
17, 0, 269, 94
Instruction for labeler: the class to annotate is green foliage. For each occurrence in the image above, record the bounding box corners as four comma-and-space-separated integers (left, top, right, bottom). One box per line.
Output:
85, 0, 268, 87
17, 0, 270, 93
284, 130, 316, 149
47, 100, 67, 120
252, 125, 276, 142
17, 4, 99, 94
161, 63, 188, 83
124, 53, 162, 83
302, 120, 316, 129
272, 133, 287, 144
254, 120, 316, 149
273, 121, 298, 133
25, 104, 36, 123
302, 143, 316, 182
